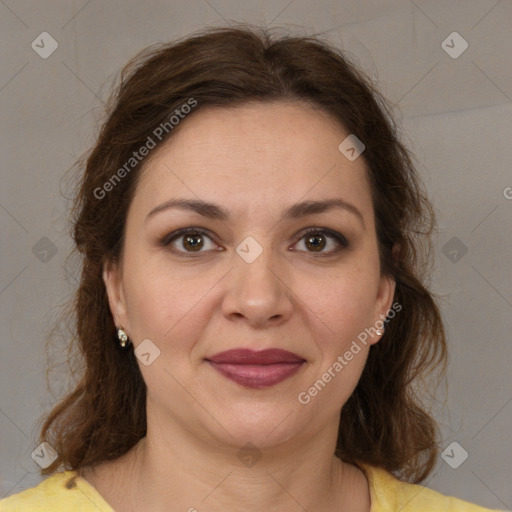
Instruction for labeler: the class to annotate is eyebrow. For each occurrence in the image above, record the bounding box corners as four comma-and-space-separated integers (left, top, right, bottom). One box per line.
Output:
146, 198, 365, 227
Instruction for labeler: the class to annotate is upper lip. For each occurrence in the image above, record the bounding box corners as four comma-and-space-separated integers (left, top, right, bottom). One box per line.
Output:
207, 348, 305, 365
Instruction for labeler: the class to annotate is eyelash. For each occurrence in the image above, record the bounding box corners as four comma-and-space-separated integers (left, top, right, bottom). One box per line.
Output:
159, 226, 349, 258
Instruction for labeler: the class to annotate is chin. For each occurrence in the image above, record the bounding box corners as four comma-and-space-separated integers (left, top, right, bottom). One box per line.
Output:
208, 401, 304, 448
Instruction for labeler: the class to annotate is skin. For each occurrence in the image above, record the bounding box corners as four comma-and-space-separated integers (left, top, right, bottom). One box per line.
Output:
80, 101, 396, 511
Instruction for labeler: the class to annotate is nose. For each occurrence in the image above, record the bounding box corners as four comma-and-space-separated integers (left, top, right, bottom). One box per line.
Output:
221, 246, 294, 328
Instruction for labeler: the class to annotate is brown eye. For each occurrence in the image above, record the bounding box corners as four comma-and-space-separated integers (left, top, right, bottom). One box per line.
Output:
182, 233, 204, 252
294, 228, 348, 255
160, 227, 218, 257
305, 233, 327, 252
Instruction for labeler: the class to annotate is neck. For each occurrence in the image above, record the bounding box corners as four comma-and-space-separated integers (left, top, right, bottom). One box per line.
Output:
82, 410, 371, 512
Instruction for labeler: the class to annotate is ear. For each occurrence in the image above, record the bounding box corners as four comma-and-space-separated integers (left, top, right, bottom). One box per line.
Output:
102, 257, 130, 332
370, 271, 397, 345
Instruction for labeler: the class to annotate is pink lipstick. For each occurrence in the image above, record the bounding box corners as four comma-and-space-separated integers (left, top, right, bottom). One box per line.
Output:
206, 349, 305, 389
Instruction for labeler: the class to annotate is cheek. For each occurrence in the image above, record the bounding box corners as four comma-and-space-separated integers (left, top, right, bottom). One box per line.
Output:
295, 261, 379, 347
121, 255, 217, 346
295, 270, 376, 414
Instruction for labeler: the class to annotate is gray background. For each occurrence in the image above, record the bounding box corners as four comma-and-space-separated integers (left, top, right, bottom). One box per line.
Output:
1, 0, 511, 509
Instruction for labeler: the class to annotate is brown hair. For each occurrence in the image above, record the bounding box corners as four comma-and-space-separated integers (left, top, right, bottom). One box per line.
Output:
39, 25, 446, 483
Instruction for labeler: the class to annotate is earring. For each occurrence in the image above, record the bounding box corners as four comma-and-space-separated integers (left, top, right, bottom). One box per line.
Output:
376, 329, 383, 336
117, 327, 129, 348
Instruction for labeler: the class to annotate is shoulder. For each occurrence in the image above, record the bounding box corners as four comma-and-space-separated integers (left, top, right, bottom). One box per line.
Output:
0, 470, 114, 512
361, 464, 506, 512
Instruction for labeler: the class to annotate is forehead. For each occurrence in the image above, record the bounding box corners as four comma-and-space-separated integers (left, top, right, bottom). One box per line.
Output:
132, 101, 373, 222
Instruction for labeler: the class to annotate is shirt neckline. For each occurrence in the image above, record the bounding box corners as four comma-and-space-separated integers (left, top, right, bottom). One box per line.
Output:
60, 469, 116, 511
62, 464, 387, 512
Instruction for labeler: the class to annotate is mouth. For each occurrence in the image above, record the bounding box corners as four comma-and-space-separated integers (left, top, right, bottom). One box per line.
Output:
206, 349, 306, 389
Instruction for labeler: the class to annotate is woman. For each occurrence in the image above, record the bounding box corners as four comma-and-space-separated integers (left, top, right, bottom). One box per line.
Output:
0, 26, 503, 511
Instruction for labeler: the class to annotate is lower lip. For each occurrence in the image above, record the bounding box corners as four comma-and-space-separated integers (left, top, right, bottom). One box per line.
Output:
207, 361, 304, 389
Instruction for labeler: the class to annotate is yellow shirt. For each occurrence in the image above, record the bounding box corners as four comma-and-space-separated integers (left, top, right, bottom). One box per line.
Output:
0, 465, 505, 511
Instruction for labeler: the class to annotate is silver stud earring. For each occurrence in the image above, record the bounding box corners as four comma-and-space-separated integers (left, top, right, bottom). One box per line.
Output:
117, 327, 129, 348
376, 329, 383, 336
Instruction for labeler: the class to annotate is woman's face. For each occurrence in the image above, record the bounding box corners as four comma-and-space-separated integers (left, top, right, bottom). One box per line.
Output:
104, 101, 395, 450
